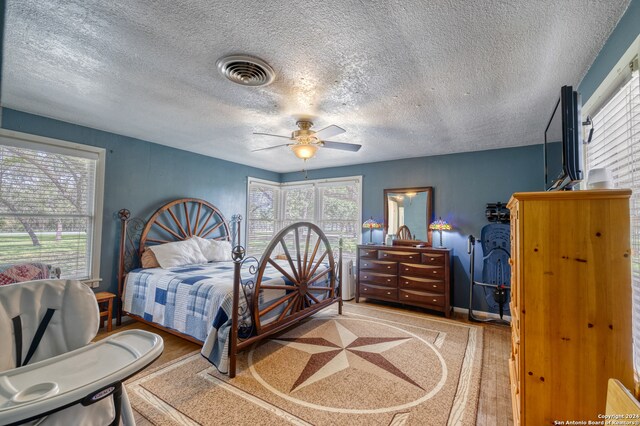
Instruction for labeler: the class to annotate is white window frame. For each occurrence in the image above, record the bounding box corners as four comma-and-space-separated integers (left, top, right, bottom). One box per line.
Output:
246, 177, 282, 254
0, 128, 106, 281
581, 34, 640, 378
246, 175, 363, 257
581, 34, 640, 180
582, 35, 640, 120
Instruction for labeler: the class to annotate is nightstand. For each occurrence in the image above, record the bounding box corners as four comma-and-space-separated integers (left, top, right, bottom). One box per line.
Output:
94, 291, 116, 332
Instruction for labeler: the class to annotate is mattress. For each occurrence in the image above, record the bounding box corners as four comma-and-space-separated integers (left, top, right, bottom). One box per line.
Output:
123, 259, 332, 373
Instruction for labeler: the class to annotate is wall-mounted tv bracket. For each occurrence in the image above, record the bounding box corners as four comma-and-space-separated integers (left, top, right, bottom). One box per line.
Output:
583, 116, 593, 144
467, 203, 511, 325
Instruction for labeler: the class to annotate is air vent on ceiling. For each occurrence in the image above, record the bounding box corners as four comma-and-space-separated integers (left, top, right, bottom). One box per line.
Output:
216, 55, 275, 87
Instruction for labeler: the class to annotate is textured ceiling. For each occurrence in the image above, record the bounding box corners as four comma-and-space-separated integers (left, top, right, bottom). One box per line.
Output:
2, 0, 630, 173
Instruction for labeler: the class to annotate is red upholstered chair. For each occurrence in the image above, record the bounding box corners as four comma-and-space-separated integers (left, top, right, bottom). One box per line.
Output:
0, 263, 61, 286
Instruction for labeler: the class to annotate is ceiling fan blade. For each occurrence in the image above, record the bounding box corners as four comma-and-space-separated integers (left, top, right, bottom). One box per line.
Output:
321, 141, 362, 152
252, 143, 291, 152
314, 125, 346, 140
253, 132, 292, 140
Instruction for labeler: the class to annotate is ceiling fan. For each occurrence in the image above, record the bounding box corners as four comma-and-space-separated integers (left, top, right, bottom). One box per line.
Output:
252, 121, 362, 160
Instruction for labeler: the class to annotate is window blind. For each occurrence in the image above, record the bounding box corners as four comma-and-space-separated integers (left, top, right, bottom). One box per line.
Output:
317, 180, 360, 257
282, 184, 315, 226
247, 177, 362, 257
0, 143, 98, 279
247, 180, 280, 256
586, 70, 640, 375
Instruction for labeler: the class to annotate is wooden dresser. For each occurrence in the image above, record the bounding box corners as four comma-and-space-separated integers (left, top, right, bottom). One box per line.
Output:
356, 244, 452, 317
507, 190, 634, 425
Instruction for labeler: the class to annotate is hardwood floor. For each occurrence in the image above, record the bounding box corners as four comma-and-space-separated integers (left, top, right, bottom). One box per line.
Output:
97, 302, 512, 425
475, 323, 513, 425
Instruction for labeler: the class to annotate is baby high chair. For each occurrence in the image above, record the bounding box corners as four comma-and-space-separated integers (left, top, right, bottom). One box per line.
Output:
0, 279, 163, 425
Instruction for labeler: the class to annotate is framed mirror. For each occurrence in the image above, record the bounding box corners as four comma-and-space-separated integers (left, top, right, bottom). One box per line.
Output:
384, 187, 433, 246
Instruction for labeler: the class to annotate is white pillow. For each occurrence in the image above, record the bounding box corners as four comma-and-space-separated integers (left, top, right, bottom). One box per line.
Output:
148, 238, 208, 268
192, 236, 232, 262
213, 240, 232, 262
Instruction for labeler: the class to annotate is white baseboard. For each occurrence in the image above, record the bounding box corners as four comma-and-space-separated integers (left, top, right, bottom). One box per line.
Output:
453, 307, 512, 322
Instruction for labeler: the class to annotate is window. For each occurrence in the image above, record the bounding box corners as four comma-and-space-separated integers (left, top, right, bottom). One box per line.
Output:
316, 180, 361, 257
586, 69, 640, 373
282, 183, 315, 226
247, 176, 362, 257
0, 130, 105, 280
247, 178, 280, 256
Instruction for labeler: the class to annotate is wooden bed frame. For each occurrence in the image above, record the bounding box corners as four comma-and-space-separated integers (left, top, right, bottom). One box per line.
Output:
116, 198, 342, 377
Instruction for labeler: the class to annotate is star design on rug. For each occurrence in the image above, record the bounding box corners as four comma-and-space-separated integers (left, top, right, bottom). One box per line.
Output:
273, 320, 422, 392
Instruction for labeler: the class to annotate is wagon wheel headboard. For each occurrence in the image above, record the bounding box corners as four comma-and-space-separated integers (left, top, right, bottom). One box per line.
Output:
139, 198, 231, 255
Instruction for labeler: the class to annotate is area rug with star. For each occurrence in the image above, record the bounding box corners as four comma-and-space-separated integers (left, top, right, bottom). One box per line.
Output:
127, 303, 484, 426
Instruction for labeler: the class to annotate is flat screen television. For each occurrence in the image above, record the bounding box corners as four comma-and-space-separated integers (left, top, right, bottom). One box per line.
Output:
544, 85, 584, 190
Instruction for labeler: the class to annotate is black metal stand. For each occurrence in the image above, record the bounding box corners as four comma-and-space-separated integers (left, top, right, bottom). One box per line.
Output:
467, 235, 510, 326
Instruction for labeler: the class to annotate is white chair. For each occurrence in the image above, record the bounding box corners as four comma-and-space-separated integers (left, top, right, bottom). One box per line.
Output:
0, 279, 163, 425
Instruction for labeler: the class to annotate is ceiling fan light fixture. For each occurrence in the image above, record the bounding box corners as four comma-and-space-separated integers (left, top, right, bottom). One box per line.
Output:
291, 144, 318, 160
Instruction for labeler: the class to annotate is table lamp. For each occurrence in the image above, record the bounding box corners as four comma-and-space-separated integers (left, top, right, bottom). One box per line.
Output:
429, 217, 452, 248
362, 217, 382, 244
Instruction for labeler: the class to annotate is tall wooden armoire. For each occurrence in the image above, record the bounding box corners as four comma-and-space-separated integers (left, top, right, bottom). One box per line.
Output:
507, 189, 634, 424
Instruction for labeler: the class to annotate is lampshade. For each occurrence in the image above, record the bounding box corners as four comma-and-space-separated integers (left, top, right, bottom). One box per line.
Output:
362, 217, 382, 229
429, 217, 452, 231
290, 143, 318, 160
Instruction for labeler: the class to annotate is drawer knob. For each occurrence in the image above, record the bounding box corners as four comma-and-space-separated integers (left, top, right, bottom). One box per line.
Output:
364, 275, 368, 279
405, 294, 409, 298
387, 279, 391, 282
409, 256, 414, 259
405, 268, 409, 271
432, 284, 437, 288
387, 266, 391, 269
430, 257, 435, 261
433, 271, 437, 274
386, 292, 391, 295
364, 288, 368, 291
432, 299, 437, 302
405, 281, 409, 285
384, 254, 388, 257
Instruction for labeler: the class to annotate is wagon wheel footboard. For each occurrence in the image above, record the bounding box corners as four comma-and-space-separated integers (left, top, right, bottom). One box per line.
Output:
229, 222, 343, 377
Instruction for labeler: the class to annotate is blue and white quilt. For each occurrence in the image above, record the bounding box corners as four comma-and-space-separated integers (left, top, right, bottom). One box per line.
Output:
123, 260, 332, 373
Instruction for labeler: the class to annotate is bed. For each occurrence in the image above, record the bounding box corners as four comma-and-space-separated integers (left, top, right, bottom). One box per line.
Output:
116, 198, 342, 377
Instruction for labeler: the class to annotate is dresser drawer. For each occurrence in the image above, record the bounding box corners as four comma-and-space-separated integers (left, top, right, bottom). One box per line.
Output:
511, 332, 520, 380
359, 271, 396, 287
359, 284, 397, 300
421, 253, 445, 266
378, 250, 420, 262
398, 289, 445, 307
510, 301, 519, 327
399, 263, 444, 278
399, 276, 445, 293
359, 248, 379, 259
509, 357, 520, 425
360, 259, 397, 274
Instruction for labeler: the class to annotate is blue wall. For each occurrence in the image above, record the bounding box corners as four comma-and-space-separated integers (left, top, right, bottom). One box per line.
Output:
1, 108, 279, 295
282, 145, 544, 311
579, 0, 640, 102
